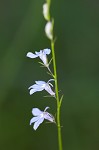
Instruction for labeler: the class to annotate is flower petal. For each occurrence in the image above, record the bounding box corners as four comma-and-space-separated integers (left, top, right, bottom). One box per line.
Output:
35, 50, 42, 56
48, 79, 55, 82
32, 108, 42, 116
44, 112, 55, 122
33, 118, 44, 130
45, 84, 55, 96
29, 84, 44, 90
35, 81, 46, 85
43, 49, 51, 55
30, 116, 40, 125
28, 83, 45, 95
26, 52, 38, 58
39, 54, 47, 66
44, 107, 50, 112
28, 84, 37, 90
29, 89, 37, 95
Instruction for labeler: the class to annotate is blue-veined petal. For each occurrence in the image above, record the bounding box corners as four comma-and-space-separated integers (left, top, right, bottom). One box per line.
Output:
44, 112, 55, 122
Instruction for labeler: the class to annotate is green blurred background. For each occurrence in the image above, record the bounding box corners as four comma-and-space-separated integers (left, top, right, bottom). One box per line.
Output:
0, 0, 99, 149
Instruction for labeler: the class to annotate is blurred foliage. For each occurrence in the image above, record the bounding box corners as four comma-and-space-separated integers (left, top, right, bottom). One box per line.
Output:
0, 0, 99, 150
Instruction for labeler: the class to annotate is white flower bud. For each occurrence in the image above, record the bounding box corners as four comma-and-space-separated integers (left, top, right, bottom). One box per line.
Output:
43, 3, 49, 21
45, 21, 53, 40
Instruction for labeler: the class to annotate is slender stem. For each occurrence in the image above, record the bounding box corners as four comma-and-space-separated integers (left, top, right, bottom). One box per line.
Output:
51, 40, 63, 150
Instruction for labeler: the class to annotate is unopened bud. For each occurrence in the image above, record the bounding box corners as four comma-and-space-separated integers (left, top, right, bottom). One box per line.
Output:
43, 3, 50, 21
45, 21, 53, 40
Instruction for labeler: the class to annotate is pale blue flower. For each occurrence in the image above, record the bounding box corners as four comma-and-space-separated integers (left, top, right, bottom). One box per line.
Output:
28, 79, 55, 96
26, 49, 51, 67
30, 107, 55, 130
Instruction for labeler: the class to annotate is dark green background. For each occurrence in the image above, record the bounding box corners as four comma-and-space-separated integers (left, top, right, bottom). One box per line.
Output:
0, 0, 99, 150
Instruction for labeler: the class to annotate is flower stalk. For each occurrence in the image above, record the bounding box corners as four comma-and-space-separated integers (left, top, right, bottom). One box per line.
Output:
43, 0, 63, 149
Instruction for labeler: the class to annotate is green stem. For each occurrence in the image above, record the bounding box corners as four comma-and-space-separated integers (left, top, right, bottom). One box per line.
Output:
51, 40, 63, 150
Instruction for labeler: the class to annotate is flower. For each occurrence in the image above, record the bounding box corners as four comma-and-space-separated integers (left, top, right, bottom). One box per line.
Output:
43, 3, 49, 21
45, 21, 53, 40
28, 79, 55, 96
26, 49, 51, 67
30, 107, 55, 130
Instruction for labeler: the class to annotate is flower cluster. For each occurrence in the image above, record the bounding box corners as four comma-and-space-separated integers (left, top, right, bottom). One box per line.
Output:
27, 49, 55, 130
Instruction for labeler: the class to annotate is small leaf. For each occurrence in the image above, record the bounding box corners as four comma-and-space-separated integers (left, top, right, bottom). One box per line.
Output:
48, 57, 53, 65
43, 95, 55, 98
38, 61, 45, 66
59, 95, 63, 107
